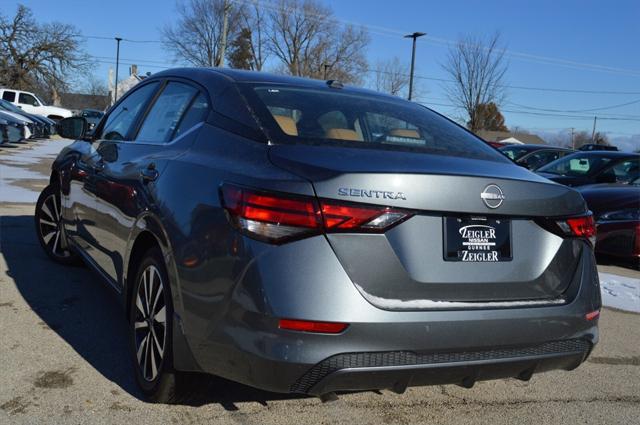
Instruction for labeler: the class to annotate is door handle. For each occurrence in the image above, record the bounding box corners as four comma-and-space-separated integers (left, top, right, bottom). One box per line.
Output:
140, 163, 159, 183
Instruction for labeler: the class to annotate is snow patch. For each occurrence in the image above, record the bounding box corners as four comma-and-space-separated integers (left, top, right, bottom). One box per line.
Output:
599, 272, 640, 313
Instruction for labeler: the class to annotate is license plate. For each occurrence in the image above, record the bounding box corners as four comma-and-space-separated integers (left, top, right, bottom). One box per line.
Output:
443, 217, 512, 262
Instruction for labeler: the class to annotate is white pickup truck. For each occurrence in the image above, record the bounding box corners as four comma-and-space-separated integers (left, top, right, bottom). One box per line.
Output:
0, 88, 72, 120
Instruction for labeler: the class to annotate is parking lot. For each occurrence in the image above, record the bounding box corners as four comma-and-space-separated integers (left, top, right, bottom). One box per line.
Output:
1, 138, 639, 424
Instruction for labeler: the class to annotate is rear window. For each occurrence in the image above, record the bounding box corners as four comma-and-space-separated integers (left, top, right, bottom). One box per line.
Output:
244, 85, 508, 162
2, 91, 16, 102
500, 146, 531, 160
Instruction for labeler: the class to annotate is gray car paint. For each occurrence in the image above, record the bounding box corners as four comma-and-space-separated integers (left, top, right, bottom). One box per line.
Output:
48, 68, 599, 396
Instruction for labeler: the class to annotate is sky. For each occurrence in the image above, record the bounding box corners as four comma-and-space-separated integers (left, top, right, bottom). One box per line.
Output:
3, 0, 640, 150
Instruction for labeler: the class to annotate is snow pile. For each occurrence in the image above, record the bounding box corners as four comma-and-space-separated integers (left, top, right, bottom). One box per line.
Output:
599, 272, 640, 313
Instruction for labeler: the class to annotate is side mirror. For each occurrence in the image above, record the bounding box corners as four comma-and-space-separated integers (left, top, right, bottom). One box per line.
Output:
57, 117, 87, 140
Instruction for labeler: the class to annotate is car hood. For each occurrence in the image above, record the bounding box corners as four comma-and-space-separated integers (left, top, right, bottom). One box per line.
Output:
45, 106, 72, 116
0, 110, 31, 124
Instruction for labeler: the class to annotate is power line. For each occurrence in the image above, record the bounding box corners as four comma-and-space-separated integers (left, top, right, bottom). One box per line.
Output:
367, 68, 640, 95
232, 0, 640, 78
507, 98, 640, 113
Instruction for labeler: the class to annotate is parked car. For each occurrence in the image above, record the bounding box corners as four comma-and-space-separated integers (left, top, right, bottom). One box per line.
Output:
0, 107, 34, 139
41, 68, 600, 402
0, 88, 72, 120
499, 144, 574, 170
579, 144, 618, 152
0, 98, 55, 138
80, 108, 104, 135
577, 182, 640, 267
537, 151, 639, 187
0, 114, 25, 144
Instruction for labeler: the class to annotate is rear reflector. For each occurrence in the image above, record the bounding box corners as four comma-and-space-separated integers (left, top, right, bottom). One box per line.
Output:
221, 184, 412, 244
585, 310, 600, 321
278, 319, 348, 334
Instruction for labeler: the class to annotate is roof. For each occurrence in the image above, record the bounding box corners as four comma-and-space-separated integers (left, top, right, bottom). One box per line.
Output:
152, 67, 399, 100
566, 150, 639, 159
501, 144, 572, 152
476, 130, 547, 145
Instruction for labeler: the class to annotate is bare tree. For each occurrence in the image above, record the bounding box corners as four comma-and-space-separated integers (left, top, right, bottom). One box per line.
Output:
442, 33, 508, 132
0, 5, 90, 100
161, 0, 243, 67
267, 0, 369, 84
373, 57, 410, 97
81, 74, 109, 96
238, 0, 268, 70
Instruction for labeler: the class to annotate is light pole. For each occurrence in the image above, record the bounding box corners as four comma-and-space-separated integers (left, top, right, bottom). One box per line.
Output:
404, 32, 426, 101
114, 37, 123, 103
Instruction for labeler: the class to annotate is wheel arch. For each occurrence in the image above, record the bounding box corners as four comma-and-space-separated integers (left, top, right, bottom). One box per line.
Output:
124, 213, 180, 321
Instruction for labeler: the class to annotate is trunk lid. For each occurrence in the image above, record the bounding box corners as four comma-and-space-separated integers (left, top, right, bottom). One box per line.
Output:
269, 144, 588, 308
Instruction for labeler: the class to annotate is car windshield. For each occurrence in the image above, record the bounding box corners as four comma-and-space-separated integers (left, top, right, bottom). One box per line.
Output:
499, 146, 532, 160
538, 153, 613, 176
243, 85, 509, 163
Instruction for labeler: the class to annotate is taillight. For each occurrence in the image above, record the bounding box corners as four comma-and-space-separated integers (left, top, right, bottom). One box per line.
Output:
552, 213, 597, 245
220, 184, 322, 243
221, 184, 412, 244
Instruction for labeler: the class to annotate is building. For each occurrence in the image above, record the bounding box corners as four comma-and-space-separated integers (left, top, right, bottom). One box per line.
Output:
476, 130, 546, 145
59, 93, 109, 112
108, 65, 148, 105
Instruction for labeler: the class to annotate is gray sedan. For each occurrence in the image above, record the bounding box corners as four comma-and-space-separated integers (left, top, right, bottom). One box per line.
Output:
37, 68, 600, 402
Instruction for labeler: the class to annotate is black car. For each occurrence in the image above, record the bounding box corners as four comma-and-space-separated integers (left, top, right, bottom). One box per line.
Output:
499, 144, 574, 170
577, 182, 640, 266
537, 151, 639, 187
80, 109, 105, 135
579, 144, 619, 152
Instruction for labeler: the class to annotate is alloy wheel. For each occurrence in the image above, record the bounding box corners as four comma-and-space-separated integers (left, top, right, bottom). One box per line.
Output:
38, 193, 71, 258
134, 265, 167, 382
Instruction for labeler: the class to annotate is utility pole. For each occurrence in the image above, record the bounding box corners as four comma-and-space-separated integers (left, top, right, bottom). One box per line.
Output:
591, 116, 598, 144
404, 32, 426, 101
218, 0, 230, 67
570, 127, 575, 149
323, 63, 332, 80
114, 37, 122, 103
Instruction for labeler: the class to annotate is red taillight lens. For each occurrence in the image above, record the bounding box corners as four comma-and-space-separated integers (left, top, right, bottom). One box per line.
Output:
321, 200, 410, 231
221, 184, 412, 244
566, 215, 596, 239
278, 319, 348, 334
221, 184, 322, 243
552, 213, 597, 245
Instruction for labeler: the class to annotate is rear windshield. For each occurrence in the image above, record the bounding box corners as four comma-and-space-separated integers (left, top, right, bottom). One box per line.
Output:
538, 153, 612, 176
243, 85, 509, 163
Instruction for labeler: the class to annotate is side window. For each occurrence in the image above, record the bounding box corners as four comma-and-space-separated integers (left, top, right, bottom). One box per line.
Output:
611, 160, 640, 183
100, 82, 159, 141
18, 93, 38, 106
136, 82, 199, 144
173, 93, 209, 139
2, 91, 16, 102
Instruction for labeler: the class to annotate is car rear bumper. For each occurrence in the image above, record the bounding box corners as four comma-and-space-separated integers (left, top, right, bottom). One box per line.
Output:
173, 235, 601, 395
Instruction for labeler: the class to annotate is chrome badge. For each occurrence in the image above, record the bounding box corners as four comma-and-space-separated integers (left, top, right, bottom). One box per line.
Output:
481, 184, 505, 209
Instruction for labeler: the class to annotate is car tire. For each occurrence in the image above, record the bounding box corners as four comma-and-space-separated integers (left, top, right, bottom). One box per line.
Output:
34, 184, 82, 266
129, 246, 186, 403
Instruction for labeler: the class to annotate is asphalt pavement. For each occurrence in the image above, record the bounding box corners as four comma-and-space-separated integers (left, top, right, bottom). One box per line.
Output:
1, 138, 639, 424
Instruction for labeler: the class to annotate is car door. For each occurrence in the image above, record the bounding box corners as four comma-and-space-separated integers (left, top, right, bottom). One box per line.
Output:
88, 79, 210, 287
67, 81, 161, 283
17, 92, 40, 114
